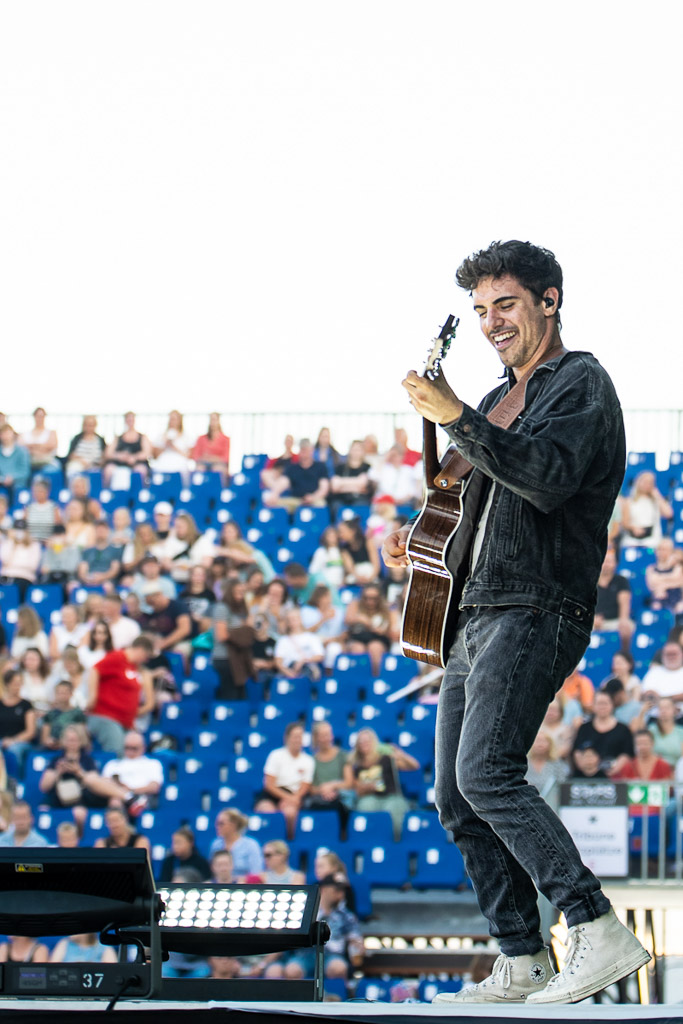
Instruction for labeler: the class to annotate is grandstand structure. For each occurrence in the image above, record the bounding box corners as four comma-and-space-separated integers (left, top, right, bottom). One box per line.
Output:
0, 437, 682, 1002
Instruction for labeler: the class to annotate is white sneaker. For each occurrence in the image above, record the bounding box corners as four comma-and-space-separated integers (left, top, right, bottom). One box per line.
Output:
526, 908, 651, 1004
432, 948, 554, 1003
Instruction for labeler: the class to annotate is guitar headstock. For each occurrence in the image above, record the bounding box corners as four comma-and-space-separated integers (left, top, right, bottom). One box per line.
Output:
423, 314, 459, 381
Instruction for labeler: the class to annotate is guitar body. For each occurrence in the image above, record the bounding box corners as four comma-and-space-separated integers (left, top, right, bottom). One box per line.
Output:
400, 475, 470, 667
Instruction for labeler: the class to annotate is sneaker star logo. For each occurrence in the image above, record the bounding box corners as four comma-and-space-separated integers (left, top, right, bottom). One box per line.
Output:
529, 963, 547, 984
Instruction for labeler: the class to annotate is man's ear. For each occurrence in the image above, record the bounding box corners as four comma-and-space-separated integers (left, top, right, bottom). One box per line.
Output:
542, 288, 560, 315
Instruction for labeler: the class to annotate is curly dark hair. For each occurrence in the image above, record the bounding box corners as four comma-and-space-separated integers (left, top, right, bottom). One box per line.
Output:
455, 240, 563, 320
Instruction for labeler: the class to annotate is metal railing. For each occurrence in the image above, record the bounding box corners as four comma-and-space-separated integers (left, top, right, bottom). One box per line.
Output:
4, 408, 683, 470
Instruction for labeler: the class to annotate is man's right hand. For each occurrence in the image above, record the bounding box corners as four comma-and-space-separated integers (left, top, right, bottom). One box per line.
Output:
381, 525, 411, 568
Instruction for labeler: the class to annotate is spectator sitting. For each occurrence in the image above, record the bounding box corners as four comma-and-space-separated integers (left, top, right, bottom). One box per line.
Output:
645, 538, 683, 614
157, 512, 215, 587
77, 520, 122, 592
263, 438, 329, 512
110, 506, 134, 547
41, 525, 82, 586
393, 426, 422, 467
50, 932, 118, 965
49, 647, 87, 709
641, 642, 683, 700
601, 678, 643, 728
593, 546, 635, 652
122, 525, 160, 578
305, 720, 353, 829
130, 554, 177, 612
178, 565, 216, 638
140, 583, 192, 660
94, 806, 150, 854
273, 608, 324, 681
159, 825, 211, 883
542, 697, 581, 757
101, 729, 164, 815
25, 477, 61, 543
0, 800, 49, 847
63, 499, 96, 550
39, 680, 88, 750
0, 422, 31, 496
56, 821, 80, 847
250, 577, 291, 639
151, 410, 193, 478
526, 731, 570, 802
10, 605, 49, 660
633, 696, 683, 767
313, 426, 342, 475
191, 412, 231, 477
261, 722, 315, 839
338, 518, 380, 585
344, 584, 396, 676
208, 809, 264, 878
0, 517, 42, 600
86, 635, 155, 755
260, 434, 298, 491
572, 690, 635, 777
369, 445, 421, 508
612, 729, 673, 782
302, 585, 346, 668
344, 727, 416, 840
262, 840, 306, 884
0, 935, 49, 963
621, 470, 673, 547
102, 411, 152, 487
308, 527, 345, 591
102, 593, 141, 650
64, 415, 107, 479
211, 578, 255, 701
78, 619, 114, 672
0, 667, 37, 769
604, 649, 642, 701
49, 603, 88, 661
282, 562, 323, 607
571, 742, 608, 779
19, 647, 51, 713
210, 849, 236, 883
208, 956, 242, 980
558, 667, 595, 715
0, 493, 13, 535
329, 440, 374, 515
20, 407, 59, 473
214, 521, 274, 583
38, 724, 129, 828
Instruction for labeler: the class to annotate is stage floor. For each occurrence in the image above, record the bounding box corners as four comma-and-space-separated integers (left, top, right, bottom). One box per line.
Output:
0, 1000, 681, 1024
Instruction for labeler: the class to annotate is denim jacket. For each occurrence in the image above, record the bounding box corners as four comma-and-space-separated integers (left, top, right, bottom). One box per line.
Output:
442, 350, 625, 626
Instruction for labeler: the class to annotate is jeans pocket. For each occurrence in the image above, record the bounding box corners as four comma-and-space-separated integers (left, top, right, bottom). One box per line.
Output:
551, 615, 590, 690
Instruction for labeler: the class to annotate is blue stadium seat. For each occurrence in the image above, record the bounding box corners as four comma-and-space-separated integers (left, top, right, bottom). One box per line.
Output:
26, 584, 65, 625
257, 702, 304, 736
270, 676, 313, 707
347, 811, 395, 850
175, 488, 211, 527
149, 472, 183, 503
323, 977, 348, 1000
629, 813, 664, 858
332, 652, 373, 684
151, 702, 204, 749
578, 630, 621, 684
336, 505, 371, 527
206, 700, 251, 738
190, 655, 220, 698
244, 527, 279, 560
246, 812, 288, 843
318, 675, 365, 707
34, 808, 76, 844
97, 488, 132, 517
80, 809, 108, 846
418, 977, 463, 1002
294, 506, 331, 533
230, 471, 261, 502
254, 506, 290, 539
354, 977, 391, 1001
379, 652, 418, 686
294, 810, 342, 850
412, 840, 466, 889
401, 809, 444, 848
622, 452, 657, 495
404, 703, 438, 734
356, 844, 410, 887
241, 454, 268, 475
189, 470, 223, 503
353, 704, 401, 743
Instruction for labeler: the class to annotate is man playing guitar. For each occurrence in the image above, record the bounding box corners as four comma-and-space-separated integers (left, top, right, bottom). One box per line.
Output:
382, 240, 649, 1004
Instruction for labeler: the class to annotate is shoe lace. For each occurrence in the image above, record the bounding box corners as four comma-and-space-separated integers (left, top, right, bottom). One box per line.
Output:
489, 954, 512, 989
546, 926, 593, 986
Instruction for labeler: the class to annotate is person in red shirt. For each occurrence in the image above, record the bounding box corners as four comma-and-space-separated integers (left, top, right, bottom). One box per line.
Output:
86, 636, 155, 755
613, 729, 673, 783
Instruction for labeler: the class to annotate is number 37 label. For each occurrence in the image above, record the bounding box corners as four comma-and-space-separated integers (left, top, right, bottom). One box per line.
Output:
82, 972, 104, 989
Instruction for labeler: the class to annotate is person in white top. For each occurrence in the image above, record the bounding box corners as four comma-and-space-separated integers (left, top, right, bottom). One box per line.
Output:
150, 410, 193, 477
102, 594, 141, 649
641, 643, 683, 701
262, 723, 315, 839
20, 407, 59, 471
49, 604, 89, 661
101, 730, 164, 814
273, 608, 325, 679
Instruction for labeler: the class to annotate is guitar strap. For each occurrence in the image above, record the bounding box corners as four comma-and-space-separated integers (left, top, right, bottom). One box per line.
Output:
433, 341, 566, 490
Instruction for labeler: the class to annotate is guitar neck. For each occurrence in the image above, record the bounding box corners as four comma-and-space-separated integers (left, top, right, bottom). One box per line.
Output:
422, 418, 440, 486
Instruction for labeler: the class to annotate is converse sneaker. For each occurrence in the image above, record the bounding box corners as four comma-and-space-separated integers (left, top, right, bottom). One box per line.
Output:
526, 908, 651, 1004
433, 948, 554, 1003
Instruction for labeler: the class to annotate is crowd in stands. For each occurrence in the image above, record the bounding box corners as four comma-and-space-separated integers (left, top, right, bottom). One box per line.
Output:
0, 412, 682, 995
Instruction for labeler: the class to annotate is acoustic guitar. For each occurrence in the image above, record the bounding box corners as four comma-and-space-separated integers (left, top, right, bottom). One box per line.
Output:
400, 314, 474, 668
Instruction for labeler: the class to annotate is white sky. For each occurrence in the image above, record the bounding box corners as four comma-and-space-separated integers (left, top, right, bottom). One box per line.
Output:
1, 1, 681, 448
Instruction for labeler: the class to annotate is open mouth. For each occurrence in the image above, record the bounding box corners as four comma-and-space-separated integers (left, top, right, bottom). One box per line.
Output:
491, 330, 515, 350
